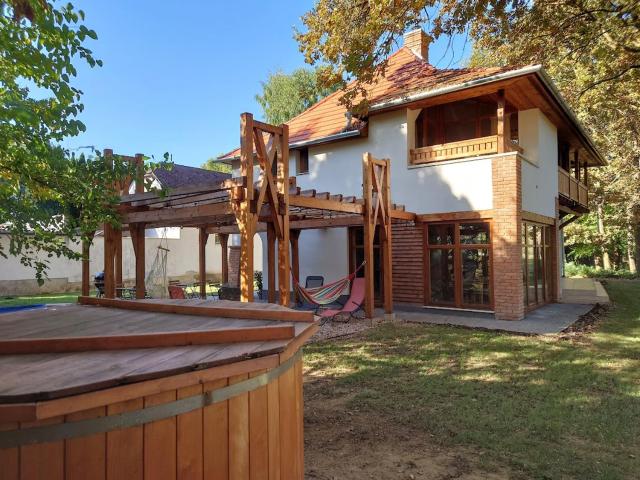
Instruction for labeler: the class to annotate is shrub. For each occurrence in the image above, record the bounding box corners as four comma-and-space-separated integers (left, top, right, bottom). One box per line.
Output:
564, 262, 638, 279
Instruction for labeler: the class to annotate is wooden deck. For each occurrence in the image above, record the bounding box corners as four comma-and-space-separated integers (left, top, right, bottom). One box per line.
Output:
0, 300, 317, 403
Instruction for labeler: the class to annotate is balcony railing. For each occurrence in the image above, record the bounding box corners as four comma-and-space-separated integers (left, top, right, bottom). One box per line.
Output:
410, 135, 523, 165
558, 167, 588, 207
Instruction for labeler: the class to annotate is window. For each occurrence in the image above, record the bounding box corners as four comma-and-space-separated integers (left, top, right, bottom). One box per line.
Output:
426, 221, 492, 309
522, 222, 552, 308
296, 148, 309, 175
415, 99, 518, 148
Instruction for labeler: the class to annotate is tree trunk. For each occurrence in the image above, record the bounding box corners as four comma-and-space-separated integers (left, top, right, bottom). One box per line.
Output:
628, 217, 638, 273
635, 222, 640, 274
597, 202, 611, 270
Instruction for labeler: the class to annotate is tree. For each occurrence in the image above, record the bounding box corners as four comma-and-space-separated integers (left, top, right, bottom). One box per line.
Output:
0, 1, 170, 282
255, 67, 340, 124
296, 1, 640, 113
201, 157, 232, 174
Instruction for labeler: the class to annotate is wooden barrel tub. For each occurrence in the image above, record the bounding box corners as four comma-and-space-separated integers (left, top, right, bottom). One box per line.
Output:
0, 297, 318, 480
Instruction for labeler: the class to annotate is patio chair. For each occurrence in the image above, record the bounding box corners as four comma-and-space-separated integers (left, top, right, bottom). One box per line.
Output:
320, 277, 365, 322
168, 285, 186, 299
218, 285, 241, 301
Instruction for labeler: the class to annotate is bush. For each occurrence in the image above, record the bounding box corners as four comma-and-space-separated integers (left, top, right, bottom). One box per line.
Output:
564, 262, 638, 279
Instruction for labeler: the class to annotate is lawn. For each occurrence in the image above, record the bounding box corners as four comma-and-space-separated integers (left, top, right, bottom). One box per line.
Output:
0, 292, 85, 308
304, 280, 640, 480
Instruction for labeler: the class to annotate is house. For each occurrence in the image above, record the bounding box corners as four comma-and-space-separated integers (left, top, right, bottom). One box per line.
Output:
0, 164, 255, 296
219, 29, 603, 321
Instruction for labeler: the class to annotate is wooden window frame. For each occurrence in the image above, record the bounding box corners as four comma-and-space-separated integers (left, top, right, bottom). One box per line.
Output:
423, 219, 494, 310
296, 148, 309, 176
522, 221, 551, 310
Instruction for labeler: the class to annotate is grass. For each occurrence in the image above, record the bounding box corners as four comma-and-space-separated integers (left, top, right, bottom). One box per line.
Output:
0, 292, 86, 307
305, 279, 640, 480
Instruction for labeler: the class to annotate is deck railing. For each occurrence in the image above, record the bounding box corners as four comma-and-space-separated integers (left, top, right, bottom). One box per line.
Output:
410, 135, 523, 165
558, 167, 588, 207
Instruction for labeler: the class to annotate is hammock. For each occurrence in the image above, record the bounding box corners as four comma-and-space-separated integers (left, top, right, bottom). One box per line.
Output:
293, 262, 366, 306
145, 229, 170, 298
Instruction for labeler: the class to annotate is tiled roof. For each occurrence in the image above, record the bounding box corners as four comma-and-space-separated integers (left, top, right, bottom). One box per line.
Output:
152, 164, 230, 188
220, 47, 521, 159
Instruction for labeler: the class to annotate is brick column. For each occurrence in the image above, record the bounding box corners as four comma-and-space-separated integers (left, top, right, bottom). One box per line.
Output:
492, 153, 525, 320
228, 245, 241, 287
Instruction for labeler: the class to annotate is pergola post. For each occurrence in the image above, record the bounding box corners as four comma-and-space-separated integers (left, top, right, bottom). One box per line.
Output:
130, 223, 146, 299
290, 229, 301, 303
219, 233, 229, 284
81, 231, 95, 297
198, 227, 209, 299
381, 159, 393, 314
103, 148, 116, 298
267, 223, 276, 303
237, 112, 255, 302
115, 229, 123, 295
277, 124, 291, 307
362, 153, 375, 318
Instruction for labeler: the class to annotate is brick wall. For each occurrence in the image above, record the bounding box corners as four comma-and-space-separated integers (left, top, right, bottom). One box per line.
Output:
228, 245, 240, 287
392, 221, 424, 304
492, 153, 525, 320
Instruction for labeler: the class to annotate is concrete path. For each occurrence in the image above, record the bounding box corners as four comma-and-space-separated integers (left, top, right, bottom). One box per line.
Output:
560, 278, 610, 305
395, 303, 595, 335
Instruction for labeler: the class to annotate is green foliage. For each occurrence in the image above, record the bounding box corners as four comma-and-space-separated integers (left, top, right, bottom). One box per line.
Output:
564, 262, 638, 280
201, 157, 232, 174
255, 67, 339, 124
0, 2, 171, 283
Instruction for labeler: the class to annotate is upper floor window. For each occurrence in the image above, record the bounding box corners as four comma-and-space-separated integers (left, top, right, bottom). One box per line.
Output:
296, 148, 309, 175
415, 99, 518, 148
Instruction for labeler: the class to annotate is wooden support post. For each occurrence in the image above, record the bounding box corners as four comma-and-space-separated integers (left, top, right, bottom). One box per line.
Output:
574, 150, 580, 181
267, 223, 276, 303
81, 231, 95, 297
134, 153, 145, 194
130, 223, 146, 299
115, 228, 123, 295
496, 90, 506, 154
103, 148, 116, 298
238, 113, 255, 302
381, 159, 393, 314
362, 153, 375, 318
199, 227, 209, 299
220, 233, 229, 284
290, 229, 301, 304
277, 124, 291, 307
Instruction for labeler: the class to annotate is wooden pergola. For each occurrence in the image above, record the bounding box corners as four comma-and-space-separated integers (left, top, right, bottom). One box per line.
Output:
85, 114, 416, 318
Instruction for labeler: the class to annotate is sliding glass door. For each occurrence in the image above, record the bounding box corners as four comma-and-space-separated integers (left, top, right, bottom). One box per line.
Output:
425, 221, 492, 310
522, 223, 552, 308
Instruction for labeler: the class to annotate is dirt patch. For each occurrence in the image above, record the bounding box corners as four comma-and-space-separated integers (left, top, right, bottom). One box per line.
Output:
304, 378, 513, 480
309, 315, 383, 343
559, 303, 610, 340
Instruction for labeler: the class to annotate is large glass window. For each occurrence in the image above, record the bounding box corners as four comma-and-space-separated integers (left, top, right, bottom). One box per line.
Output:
426, 221, 492, 309
522, 222, 552, 308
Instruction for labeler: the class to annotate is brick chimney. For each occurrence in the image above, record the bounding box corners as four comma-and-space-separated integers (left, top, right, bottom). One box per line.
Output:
404, 28, 431, 62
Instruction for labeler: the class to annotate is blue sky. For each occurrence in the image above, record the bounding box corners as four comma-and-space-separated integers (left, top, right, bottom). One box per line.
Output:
65, 1, 471, 167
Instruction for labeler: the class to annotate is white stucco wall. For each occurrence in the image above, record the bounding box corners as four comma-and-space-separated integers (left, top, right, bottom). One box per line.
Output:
0, 228, 234, 295
519, 108, 558, 218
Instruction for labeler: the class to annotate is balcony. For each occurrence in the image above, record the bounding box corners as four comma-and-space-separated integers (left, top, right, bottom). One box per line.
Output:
410, 135, 523, 165
558, 167, 588, 209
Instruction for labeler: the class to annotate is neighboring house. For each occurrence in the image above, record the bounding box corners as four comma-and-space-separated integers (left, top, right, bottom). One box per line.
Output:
0, 165, 254, 296
219, 29, 602, 320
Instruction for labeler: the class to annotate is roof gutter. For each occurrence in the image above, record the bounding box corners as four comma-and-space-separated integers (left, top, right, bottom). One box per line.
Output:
369, 64, 604, 165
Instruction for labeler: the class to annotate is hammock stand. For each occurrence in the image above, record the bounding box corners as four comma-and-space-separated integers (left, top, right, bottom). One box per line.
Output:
292, 261, 366, 307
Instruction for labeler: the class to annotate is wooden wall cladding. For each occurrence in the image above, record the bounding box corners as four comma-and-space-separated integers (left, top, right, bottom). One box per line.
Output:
392, 222, 425, 304
0, 356, 305, 480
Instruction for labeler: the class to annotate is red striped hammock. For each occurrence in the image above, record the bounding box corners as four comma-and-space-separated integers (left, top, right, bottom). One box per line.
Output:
293, 262, 366, 306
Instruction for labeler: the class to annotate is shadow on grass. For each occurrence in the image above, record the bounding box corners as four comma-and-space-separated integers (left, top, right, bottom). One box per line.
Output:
304, 280, 640, 480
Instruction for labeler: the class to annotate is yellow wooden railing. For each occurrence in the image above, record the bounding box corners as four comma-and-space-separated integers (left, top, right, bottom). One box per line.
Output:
410, 135, 523, 165
558, 167, 588, 207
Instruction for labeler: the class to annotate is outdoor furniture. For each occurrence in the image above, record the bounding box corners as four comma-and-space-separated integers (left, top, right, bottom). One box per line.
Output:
168, 285, 186, 299
94, 271, 105, 297
320, 277, 366, 322
218, 284, 241, 301
116, 287, 136, 300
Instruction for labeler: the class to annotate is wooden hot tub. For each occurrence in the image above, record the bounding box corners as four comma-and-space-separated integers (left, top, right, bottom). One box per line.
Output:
0, 297, 318, 480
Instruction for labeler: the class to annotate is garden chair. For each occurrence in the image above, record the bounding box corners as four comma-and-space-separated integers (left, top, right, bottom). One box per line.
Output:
168, 285, 186, 299
320, 277, 365, 322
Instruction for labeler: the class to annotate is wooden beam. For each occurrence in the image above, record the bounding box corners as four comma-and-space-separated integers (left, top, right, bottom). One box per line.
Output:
81, 232, 95, 297
0, 326, 296, 355
416, 209, 494, 222
114, 228, 123, 294
389, 210, 416, 221
121, 177, 246, 204
130, 223, 146, 299
497, 89, 506, 154
267, 223, 276, 303
122, 202, 233, 225
220, 233, 229, 284
362, 153, 375, 318
199, 227, 209, 298
289, 195, 363, 214
77, 296, 315, 322
290, 229, 301, 303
